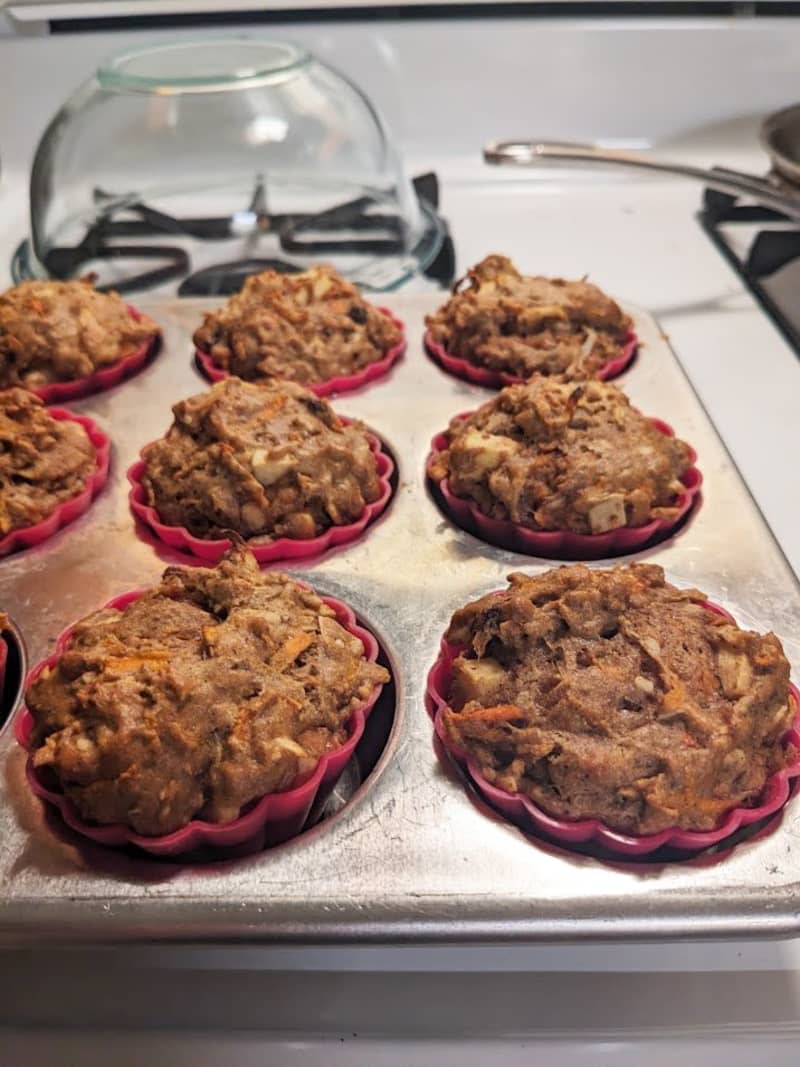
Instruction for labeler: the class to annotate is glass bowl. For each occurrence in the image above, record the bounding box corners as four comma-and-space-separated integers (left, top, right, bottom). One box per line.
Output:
16, 37, 443, 295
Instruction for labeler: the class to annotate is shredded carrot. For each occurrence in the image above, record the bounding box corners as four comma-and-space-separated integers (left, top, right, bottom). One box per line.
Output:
261, 395, 288, 418
457, 704, 526, 723
272, 631, 314, 671
662, 684, 686, 713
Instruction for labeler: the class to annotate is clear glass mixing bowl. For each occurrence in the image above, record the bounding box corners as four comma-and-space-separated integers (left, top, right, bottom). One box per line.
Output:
15, 38, 443, 294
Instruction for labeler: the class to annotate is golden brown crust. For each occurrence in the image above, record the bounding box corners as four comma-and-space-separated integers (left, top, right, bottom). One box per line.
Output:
142, 377, 382, 542
193, 265, 401, 385
426, 254, 632, 381
0, 388, 96, 536
26, 546, 388, 835
0, 279, 159, 388
441, 564, 793, 835
429, 378, 692, 534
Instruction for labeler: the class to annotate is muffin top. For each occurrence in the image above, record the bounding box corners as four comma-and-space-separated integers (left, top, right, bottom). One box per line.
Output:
0, 388, 97, 536
429, 378, 692, 535
0, 278, 159, 389
27, 545, 388, 836
142, 377, 383, 542
193, 265, 402, 386
440, 564, 793, 835
426, 254, 632, 381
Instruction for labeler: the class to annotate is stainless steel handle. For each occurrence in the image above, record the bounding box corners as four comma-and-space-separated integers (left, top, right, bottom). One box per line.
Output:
484, 140, 800, 221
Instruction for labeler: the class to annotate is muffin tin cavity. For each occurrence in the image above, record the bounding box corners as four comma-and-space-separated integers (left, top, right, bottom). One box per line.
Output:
2, 293, 800, 944
0, 615, 25, 736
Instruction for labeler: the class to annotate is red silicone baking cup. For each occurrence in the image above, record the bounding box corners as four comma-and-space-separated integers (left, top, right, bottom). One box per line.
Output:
0, 409, 111, 558
427, 413, 701, 560
128, 424, 394, 565
424, 329, 638, 389
195, 308, 406, 397
15, 586, 387, 856
29, 307, 160, 405
426, 599, 800, 858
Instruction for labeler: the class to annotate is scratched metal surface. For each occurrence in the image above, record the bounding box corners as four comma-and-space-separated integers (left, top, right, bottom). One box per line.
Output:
0, 294, 798, 946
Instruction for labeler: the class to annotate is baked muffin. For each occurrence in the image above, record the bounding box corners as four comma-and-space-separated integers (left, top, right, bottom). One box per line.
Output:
439, 564, 794, 835
0, 388, 97, 536
141, 377, 383, 542
26, 545, 388, 836
0, 278, 159, 389
426, 254, 633, 381
429, 378, 692, 535
193, 265, 402, 386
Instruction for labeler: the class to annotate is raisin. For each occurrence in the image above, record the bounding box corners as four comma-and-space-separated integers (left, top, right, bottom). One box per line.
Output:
302, 396, 327, 418
348, 305, 367, 325
619, 696, 641, 711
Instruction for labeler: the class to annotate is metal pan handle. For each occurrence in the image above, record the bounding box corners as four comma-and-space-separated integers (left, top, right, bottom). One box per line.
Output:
483, 140, 800, 221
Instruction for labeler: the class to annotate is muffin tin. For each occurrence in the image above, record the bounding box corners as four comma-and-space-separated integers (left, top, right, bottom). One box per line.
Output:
0, 294, 799, 945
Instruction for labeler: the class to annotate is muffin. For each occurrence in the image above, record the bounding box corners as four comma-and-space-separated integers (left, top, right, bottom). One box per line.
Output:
438, 564, 794, 835
25, 545, 389, 836
426, 254, 633, 382
139, 377, 385, 543
194, 265, 403, 387
0, 388, 98, 536
0, 278, 159, 390
428, 378, 693, 536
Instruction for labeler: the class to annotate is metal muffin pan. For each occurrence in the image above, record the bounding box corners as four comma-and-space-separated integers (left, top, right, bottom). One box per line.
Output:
0, 294, 798, 945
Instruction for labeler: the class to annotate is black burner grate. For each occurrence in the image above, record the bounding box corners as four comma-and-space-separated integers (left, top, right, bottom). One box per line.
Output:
698, 185, 800, 357
28, 172, 455, 297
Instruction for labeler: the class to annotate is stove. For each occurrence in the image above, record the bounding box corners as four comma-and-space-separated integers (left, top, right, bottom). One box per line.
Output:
2, 8, 800, 1066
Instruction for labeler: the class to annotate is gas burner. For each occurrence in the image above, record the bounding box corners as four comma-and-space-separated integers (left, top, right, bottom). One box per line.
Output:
699, 185, 800, 356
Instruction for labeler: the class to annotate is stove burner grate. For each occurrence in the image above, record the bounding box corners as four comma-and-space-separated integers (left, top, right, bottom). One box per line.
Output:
699, 183, 800, 357
28, 172, 455, 297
